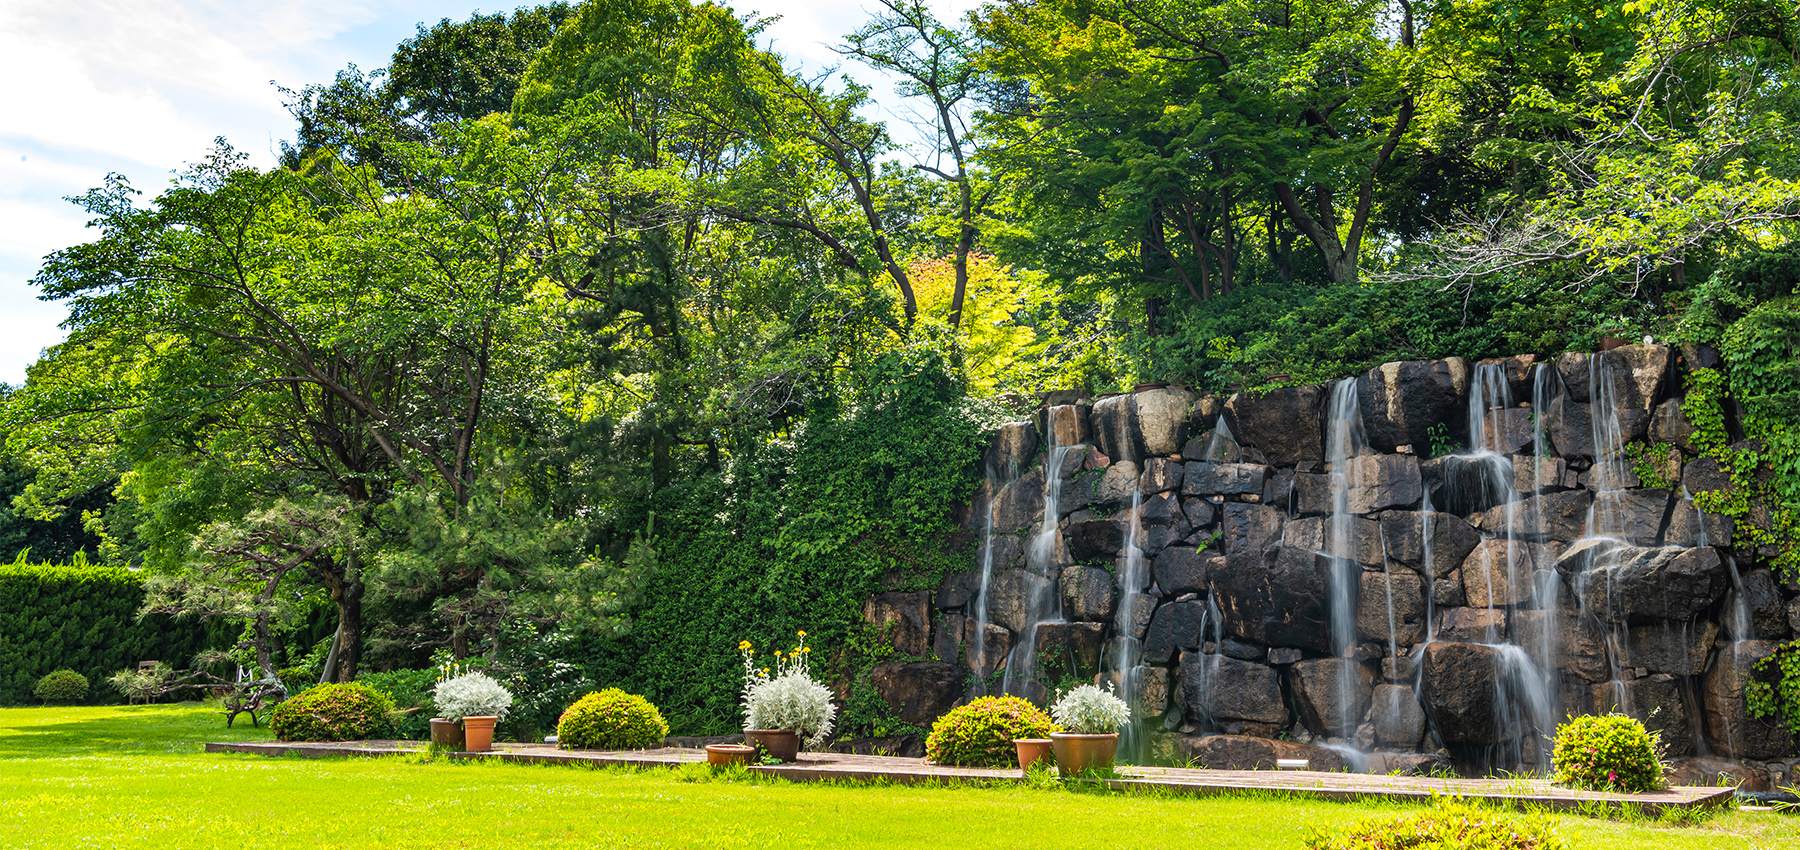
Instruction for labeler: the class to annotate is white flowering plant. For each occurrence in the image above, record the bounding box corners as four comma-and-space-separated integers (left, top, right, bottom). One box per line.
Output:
739, 631, 836, 747
432, 670, 514, 722
1051, 683, 1130, 734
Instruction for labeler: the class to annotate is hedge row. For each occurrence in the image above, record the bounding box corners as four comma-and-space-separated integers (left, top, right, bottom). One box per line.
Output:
0, 561, 210, 705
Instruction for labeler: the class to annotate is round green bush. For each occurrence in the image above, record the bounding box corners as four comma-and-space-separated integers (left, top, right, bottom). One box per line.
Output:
34, 669, 89, 703
556, 688, 670, 750
268, 682, 395, 742
925, 696, 1060, 768
1550, 713, 1666, 792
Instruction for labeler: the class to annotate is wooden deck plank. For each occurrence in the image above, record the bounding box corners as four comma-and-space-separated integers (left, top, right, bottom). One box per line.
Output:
204, 740, 1735, 814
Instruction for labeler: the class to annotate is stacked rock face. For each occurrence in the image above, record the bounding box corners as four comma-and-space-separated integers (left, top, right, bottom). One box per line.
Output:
863, 346, 1797, 781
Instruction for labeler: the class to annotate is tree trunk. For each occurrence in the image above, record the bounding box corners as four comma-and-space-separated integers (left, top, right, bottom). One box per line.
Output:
320, 557, 364, 683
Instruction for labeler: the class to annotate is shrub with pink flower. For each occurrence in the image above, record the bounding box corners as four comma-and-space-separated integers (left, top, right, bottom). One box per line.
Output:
1549, 712, 1666, 793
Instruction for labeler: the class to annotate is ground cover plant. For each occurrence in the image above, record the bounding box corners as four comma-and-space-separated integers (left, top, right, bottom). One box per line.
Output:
3, 704, 1794, 850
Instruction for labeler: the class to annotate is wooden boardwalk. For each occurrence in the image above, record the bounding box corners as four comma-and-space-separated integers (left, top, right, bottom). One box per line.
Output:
204, 740, 1734, 815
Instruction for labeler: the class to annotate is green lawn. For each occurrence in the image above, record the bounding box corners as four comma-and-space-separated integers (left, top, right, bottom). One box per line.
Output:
0, 704, 1795, 849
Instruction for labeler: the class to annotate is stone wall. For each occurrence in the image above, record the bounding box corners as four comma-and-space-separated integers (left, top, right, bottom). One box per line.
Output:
861, 345, 1799, 785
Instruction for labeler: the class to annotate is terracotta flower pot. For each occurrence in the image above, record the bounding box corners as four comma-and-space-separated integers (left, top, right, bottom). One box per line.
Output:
461, 716, 498, 753
428, 718, 465, 749
1049, 732, 1118, 776
1013, 738, 1054, 772
745, 729, 800, 763
1599, 335, 1629, 351
706, 743, 757, 767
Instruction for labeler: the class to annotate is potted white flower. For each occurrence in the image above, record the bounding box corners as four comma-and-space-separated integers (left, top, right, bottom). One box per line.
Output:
432, 671, 514, 752
1049, 683, 1130, 775
738, 632, 835, 763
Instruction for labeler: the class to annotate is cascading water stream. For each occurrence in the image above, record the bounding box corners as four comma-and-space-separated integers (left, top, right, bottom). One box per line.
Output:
1002, 422, 1074, 700
1108, 482, 1149, 761
971, 461, 1000, 694
1325, 378, 1366, 743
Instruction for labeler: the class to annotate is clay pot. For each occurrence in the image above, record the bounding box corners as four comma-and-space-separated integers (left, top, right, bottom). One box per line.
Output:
1013, 738, 1055, 772
461, 716, 498, 753
1049, 732, 1119, 776
1599, 335, 1629, 351
428, 718, 465, 749
1133, 382, 1168, 392
745, 729, 800, 763
705, 743, 756, 767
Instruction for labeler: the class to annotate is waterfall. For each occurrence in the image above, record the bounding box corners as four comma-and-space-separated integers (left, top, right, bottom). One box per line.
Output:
1325, 378, 1366, 742
1109, 481, 1148, 760
1188, 596, 1225, 731
970, 461, 999, 694
1203, 414, 1237, 462
1420, 489, 1437, 643
1002, 421, 1073, 700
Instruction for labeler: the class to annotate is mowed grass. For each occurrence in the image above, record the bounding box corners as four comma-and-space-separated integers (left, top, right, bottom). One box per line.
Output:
1, 704, 1796, 849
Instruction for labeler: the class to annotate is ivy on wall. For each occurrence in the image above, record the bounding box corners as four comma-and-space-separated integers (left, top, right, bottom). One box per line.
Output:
586, 351, 984, 735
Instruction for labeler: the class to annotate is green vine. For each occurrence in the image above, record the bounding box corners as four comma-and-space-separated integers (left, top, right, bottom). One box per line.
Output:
1746, 641, 1800, 737
1622, 441, 1675, 490
1684, 369, 1799, 579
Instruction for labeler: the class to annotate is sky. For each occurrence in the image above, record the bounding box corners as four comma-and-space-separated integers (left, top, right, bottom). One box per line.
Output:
0, 0, 972, 386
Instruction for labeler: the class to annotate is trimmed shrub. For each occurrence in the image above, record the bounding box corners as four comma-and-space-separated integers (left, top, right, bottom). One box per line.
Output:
1306, 798, 1565, 850
268, 682, 395, 742
925, 696, 1059, 768
34, 669, 89, 703
0, 560, 210, 705
557, 688, 670, 750
1551, 713, 1667, 792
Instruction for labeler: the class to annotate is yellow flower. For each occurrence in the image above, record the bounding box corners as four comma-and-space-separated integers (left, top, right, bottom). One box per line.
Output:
738, 640, 752, 651
797, 630, 806, 637
802, 647, 810, 653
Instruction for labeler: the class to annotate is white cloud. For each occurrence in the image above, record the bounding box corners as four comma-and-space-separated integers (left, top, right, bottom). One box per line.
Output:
0, 0, 973, 385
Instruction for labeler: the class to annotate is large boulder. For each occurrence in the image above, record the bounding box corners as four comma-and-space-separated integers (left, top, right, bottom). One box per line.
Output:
1357, 570, 1426, 646
1040, 404, 1091, 449
1033, 622, 1107, 680
1179, 653, 1290, 730
1224, 384, 1327, 467
863, 591, 931, 656
983, 421, 1040, 478
1136, 388, 1197, 456
1211, 545, 1333, 653
1578, 546, 1729, 624
986, 569, 1052, 634
1727, 569, 1792, 640
1437, 607, 1506, 643
1683, 456, 1734, 494
1067, 519, 1125, 562
1091, 461, 1141, 507
1512, 609, 1609, 683
990, 469, 1045, 533
1358, 358, 1472, 452
1617, 621, 1717, 676
1589, 489, 1671, 545
1091, 389, 1195, 463
1604, 344, 1675, 414
870, 661, 963, 726
1152, 545, 1214, 596
1541, 396, 1593, 458
1649, 399, 1695, 452
1370, 683, 1426, 747
1343, 454, 1423, 514
1220, 503, 1285, 567
963, 621, 1011, 676
1283, 515, 1383, 566
1376, 511, 1481, 578
1177, 735, 1349, 770
1059, 566, 1116, 623
1460, 540, 1538, 608
1140, 457, 1185, 494
1594, 673, 1692, 756
1182, 462, 1269, 497
1143, 600, 1207, 664
1090, 394, 1145, 463
1702, 641, 1795, 760
1421, 641, 1503, 745
1288, 658, 1374, 736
